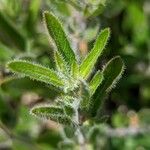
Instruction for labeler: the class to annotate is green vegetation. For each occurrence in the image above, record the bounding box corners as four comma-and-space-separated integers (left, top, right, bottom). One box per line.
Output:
0, 0, 150, 149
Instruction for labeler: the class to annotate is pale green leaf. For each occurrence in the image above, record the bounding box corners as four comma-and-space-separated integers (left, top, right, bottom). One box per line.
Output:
89, 70, 103, 95
44, 11, 76, 68
7, 60, 64, 87
80, 28, 110, 79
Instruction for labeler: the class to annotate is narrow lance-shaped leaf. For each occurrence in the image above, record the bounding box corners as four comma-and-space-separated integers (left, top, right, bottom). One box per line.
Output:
89, 56, 125, 117
31, 105, 72, 125
44, 11, 76, 68
89, 70, 103, 96
80, 28, 110, 79
7, 60, 64, 87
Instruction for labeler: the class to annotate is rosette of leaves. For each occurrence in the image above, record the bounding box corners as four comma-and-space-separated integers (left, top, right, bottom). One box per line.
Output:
7, 11, 124, 127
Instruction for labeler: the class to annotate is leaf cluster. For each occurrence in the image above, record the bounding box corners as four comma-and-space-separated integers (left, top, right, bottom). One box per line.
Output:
7, 11, 124, 126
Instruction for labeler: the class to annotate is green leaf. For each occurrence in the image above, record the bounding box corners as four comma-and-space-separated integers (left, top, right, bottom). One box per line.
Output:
0, 11, 26, 50
80, 28, 110, 79
31, 105, 72, 125
89, 70, 103, 96
44, 11, 76, 68
7, 60, 64, 87
89, 56, 125, 117
54, 51, 68, 73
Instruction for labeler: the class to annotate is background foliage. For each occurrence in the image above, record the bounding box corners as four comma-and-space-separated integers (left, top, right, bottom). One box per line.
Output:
0, 0, 150, 149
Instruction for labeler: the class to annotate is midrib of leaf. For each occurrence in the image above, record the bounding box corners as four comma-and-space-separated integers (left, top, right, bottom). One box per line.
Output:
7, 60, 64, 87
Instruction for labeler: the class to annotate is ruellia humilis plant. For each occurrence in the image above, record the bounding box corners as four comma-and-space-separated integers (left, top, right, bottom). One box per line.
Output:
7, 11, 125, 149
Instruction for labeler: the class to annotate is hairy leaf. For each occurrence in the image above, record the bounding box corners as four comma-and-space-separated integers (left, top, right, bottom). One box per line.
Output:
7, 60, 64, 87
89, 70, 103, 95
31, 105, 72, 125
80, 28, 110, 79
44, 11, 76, 68
89, 56, 125, 117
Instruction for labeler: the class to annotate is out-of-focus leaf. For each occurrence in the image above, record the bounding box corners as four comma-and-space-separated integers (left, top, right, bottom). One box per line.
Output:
0, 11, 26, 50
25, 0, 41, 35
123, 3, 149, 46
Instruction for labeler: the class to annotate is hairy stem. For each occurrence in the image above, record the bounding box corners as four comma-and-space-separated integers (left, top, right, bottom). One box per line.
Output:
72, 99, 87, 150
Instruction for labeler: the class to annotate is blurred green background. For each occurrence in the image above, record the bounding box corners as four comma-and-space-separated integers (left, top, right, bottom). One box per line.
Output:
0, 0, 150, 149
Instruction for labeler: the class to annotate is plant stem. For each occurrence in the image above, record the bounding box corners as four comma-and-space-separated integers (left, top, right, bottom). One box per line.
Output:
76, 127, 87, 150
72, 99, 87, 150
